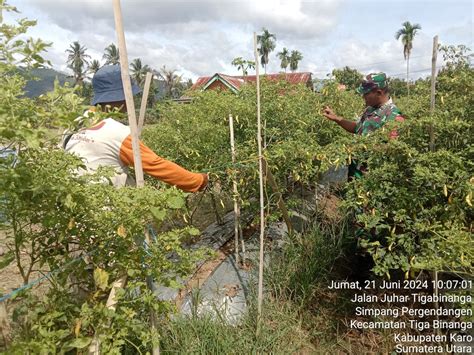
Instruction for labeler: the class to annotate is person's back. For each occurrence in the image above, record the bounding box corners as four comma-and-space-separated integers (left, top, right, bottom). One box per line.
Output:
64, 65, 208, 191
65, 117, 135, 186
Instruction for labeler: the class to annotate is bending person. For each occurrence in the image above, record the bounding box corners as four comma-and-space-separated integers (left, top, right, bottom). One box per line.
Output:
63, 65, 208, 191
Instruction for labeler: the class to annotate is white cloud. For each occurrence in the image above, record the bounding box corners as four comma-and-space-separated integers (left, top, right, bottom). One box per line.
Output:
7, 0, 472, 81
19, 0, 342, 38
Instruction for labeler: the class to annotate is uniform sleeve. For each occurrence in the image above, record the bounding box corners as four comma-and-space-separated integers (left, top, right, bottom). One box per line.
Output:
119, 135, 205, 192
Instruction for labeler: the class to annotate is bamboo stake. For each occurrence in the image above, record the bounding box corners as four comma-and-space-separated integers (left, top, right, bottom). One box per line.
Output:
229, 114, 241, 266
429, 37, 440, 336
429, 35, 439, 152
113, 0, 144, 187
262, 157, 293, 235
236, 116, 247, 263
254, 32, 265, 333
138, 72, 154, 137
113, 2, 159, 352
88, 276, 127, 354
90, 1, 158, 354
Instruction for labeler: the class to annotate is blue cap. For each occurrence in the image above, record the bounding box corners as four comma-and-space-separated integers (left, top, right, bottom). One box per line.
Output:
91, 65, 141, 105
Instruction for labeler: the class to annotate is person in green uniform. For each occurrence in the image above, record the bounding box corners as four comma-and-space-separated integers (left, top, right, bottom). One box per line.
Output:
323, 72, 405, 179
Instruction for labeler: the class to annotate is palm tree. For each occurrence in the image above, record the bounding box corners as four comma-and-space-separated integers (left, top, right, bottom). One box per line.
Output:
65, 41, 90, 86
395, 21, 422, 93
88, 59, 101, 75
257, 28, 276, 74
103, 43, 120, 65
231, 57, 255, 76
289, 50, 303, 72
159, 66, 183, 99
277, 48, 290, 72
130, 58, 150, 86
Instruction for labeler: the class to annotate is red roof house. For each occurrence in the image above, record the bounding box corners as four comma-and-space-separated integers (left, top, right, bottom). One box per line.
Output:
190, 72, 313, 94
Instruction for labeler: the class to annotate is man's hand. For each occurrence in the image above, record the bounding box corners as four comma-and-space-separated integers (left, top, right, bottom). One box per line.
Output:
322, 106, 342, 122
198, 173, 209, 191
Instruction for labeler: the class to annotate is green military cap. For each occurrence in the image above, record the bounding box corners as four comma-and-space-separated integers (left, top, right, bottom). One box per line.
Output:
356, 72, 388, 95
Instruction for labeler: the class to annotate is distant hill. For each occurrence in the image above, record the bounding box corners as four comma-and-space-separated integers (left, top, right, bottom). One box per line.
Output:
18, 68, 184, 101
20, 68, 75, 98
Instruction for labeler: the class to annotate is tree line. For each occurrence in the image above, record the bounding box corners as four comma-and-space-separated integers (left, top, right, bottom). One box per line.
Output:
67, 21, 427, 100
231, 28, 304, 76
65, 42, 190, 100
231, 22, 421, 83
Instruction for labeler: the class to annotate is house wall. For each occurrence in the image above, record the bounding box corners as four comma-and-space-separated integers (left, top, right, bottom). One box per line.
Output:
206, 81, 230, 91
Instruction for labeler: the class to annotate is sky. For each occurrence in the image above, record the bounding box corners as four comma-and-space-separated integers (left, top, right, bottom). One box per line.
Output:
5, 0, 473, 82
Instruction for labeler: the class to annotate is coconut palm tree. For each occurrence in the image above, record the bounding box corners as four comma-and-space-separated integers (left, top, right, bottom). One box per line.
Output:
130, 58, 150, 86
159, 66, 183, 99
395, 21, 422, 93
289, 50, 303, 72
65, 41, 90, 86
103, 43, 120, 65
277, 48, 290, 72
257, 28, 276, 74
231, 57, 255, 76
88, 59, 101, 75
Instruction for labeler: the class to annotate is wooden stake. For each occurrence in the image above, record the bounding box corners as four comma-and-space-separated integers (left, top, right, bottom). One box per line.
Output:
136, 70, 160, 353
228, 114, 241, 266
254, 32, 265, 332
89, 276, 127, 354
0, 302, 11, 348
144, 228, 160, 355
236, 116, 247, 263
113, 0, 144, 188
429, 33, 440, 325
262, 157, 293, 235
429, 35, 439, 152
138, 72, 154, 137
90, 2, 156, 354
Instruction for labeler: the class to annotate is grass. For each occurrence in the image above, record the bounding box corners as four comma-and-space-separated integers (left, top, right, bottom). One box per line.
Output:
157, 219, 391, 354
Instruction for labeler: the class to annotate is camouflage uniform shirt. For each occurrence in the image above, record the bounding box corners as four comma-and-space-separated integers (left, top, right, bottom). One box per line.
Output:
355, 98, 404, 136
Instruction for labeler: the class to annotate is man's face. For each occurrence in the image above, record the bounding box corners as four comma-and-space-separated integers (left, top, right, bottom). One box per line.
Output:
363, 89, 383, 107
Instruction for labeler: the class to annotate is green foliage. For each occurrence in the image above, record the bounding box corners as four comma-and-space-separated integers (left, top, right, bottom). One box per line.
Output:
144, 58, 472, 277
331, 66, 363, 90
143, 79, 358, 214
231, 57, 255, 76
289, 50, 303, 72
0, 4, 206, 352
257, 28, 276, 72
1, 2, 472, 350
340, 61, 473, 276
388, 77, 408, 98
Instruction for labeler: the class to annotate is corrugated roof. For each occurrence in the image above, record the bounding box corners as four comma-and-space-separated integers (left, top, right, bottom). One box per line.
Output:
191, 76, 211, 90
219, 74, 245, 89
191, 72, 312, 91
239, 72, 312, 85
